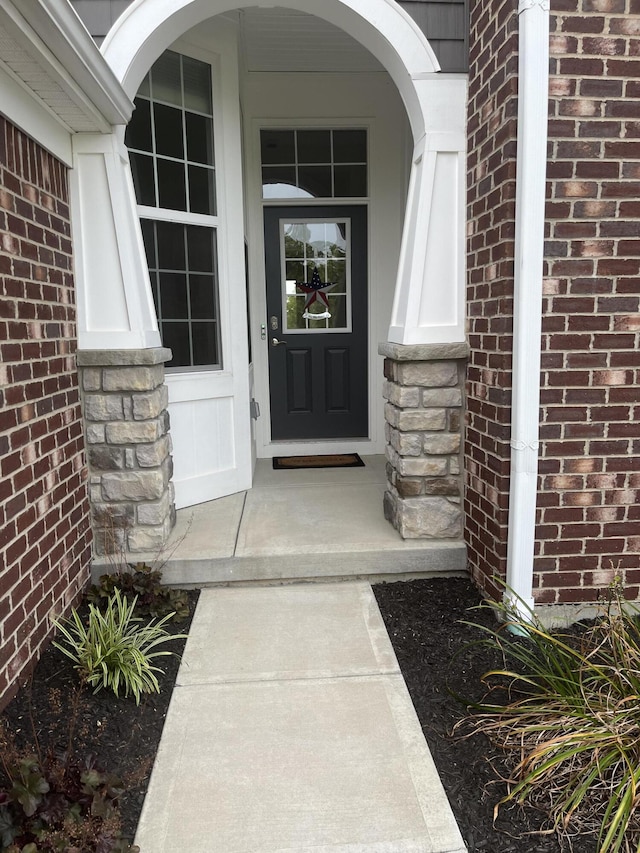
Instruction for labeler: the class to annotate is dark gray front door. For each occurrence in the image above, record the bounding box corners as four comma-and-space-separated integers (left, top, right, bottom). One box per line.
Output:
265, 205, 368, 440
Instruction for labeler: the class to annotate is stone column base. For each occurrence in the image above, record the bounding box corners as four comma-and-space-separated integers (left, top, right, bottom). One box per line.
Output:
379, 341, 468, 540
77, 348, 176, 556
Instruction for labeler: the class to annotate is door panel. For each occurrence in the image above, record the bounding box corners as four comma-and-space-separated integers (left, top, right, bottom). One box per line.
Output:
265, 205, 368, 440
325, 348, 350, 412
287, 348, 312, 413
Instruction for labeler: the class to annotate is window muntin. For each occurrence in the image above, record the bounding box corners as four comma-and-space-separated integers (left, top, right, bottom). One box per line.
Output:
261, 129, 367, 200
126, 50, 220, 370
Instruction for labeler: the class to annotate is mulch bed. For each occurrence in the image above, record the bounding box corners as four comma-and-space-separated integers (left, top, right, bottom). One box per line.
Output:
2, 579, 602, 852
0, 590, 199, 846
373, 577, 599, 853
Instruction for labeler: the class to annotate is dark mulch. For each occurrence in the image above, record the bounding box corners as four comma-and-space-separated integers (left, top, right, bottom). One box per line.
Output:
0, 590, 199, 846
373, 577, 599, 853
2, 579, 602, 852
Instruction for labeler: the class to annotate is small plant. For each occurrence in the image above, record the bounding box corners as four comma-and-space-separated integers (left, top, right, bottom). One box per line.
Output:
461, 579, 640, 852
0, 721, 138, 852
88, 563, 190, 622
53, 589, 186, 704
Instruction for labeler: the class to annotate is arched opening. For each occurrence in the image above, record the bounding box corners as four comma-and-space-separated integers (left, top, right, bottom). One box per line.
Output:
74, 0, 466, 512
102, 0, 439, 141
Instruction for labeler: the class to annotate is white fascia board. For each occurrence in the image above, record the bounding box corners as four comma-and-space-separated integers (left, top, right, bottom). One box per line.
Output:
0, 0, 133, 130
0, 61, 72, 164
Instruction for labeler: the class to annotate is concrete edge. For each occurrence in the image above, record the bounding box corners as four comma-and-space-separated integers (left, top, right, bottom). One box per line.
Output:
92, 544, 468, 586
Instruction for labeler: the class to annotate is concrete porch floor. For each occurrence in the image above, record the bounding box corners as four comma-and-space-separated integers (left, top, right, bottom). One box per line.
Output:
123, 456, 467, 586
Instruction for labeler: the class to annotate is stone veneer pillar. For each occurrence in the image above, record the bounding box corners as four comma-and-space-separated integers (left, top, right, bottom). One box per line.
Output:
380, 342, 469, 539
76, 348, 175, 556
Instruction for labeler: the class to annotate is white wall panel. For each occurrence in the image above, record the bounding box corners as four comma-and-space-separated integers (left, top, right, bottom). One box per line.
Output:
418, 151, 460, 330
71, 134, 161, 350
169, 394, 238, 508
76, 153, 130, 332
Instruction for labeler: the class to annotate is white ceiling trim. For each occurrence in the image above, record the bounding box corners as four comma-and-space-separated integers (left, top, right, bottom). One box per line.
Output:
0, 0, 132, 133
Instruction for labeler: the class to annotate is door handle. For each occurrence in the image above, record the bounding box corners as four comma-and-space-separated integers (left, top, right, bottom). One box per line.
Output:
271, 338, 286, 347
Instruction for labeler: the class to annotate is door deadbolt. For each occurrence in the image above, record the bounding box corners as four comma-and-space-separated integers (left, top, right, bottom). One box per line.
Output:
270, 316, 279, 331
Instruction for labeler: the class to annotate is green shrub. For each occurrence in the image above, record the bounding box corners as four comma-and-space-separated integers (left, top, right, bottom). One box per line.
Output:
462, 581, 640, 852
53, 589, 186, 704
87, 563, 190, 622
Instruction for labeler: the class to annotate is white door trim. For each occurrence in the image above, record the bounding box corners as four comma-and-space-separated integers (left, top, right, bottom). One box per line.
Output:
244, 115, 387, 459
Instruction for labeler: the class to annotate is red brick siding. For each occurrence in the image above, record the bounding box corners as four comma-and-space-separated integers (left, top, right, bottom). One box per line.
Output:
466, 0, 640, 606
465, 0, 519, 602
0, 116, 92, 708
538, 0, 640, 604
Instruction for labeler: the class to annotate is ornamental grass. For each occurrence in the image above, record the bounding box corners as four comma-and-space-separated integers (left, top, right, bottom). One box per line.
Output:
462, 580, 640, 853
53, 589, 186, 705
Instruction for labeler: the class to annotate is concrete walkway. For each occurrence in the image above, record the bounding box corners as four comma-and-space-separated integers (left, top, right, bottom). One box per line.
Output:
135, 582, 467, 852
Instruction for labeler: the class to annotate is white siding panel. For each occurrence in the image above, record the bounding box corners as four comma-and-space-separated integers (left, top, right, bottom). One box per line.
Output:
418, 151, 460, 330
169, 395, 238, 508
76, 153, 131, 332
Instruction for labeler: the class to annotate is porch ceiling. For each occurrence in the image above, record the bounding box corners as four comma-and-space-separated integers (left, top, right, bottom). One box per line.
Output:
225, 8, 386, 73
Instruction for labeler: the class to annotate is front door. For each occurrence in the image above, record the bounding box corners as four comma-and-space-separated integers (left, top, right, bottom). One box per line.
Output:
265, 205, 368, 440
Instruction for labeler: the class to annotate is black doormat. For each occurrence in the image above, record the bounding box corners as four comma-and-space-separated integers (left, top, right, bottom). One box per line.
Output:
273, 453, 365, 470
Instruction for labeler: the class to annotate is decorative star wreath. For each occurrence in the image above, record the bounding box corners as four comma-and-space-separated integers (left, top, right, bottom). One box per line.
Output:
296, 267, 336, 320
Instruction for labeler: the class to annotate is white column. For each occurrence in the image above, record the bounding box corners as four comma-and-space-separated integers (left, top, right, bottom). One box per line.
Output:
388, 75, 467, 346
505, 0, 550, 618
70, 131, 161, 350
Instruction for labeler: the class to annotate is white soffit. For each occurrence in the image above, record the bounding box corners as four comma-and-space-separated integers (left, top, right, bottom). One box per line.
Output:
0, 0, 132, 133
237, 8, 386, 73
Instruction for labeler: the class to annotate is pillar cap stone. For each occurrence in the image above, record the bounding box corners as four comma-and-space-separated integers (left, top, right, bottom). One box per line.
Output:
378, 341, 469, 361
77, 347, 172, 367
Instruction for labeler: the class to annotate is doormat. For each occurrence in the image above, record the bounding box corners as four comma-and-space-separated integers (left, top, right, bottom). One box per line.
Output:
273, 453, 365, 470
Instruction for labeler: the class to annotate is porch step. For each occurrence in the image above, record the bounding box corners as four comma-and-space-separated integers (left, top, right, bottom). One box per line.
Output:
92, 456, 467, 586
111, 542, 466, 586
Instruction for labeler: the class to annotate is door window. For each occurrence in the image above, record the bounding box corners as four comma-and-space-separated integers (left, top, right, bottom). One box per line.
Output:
282, 220, 349, 332
126, 50, 220, 369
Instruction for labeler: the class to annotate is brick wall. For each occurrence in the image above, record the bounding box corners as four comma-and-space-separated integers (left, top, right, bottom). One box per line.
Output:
0, 116, 93, 708
465, 0, 519, 602
466, 0, 640, 606
538, 0, 640, 604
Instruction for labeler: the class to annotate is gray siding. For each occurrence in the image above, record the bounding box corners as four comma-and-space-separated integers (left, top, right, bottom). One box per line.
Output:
398, 1, 469, 72
70, 0, 131, 44
70, 0, 468, 71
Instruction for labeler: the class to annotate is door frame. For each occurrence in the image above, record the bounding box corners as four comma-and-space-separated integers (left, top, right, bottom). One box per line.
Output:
265, 204, 369, 442
244, 113, 396, 460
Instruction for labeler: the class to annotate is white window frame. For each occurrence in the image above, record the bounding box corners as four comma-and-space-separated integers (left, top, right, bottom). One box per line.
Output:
130, 49, 224, 374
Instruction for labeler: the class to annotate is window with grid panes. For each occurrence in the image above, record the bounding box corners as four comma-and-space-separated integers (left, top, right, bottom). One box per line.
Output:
260, 129, 367, 200
125, 50, 221, 369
